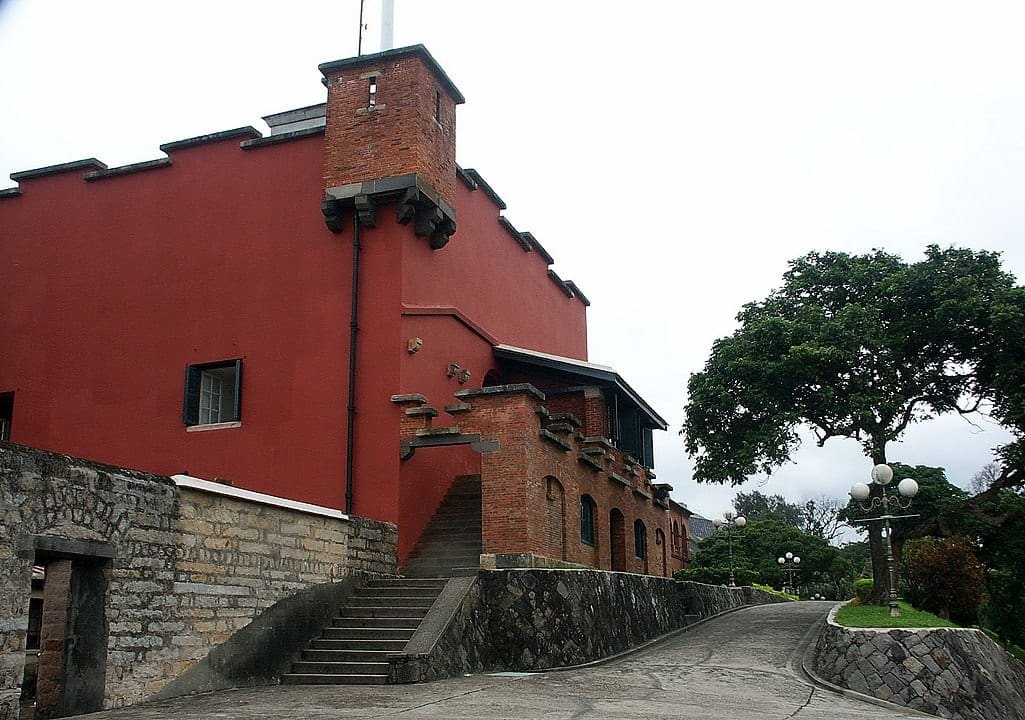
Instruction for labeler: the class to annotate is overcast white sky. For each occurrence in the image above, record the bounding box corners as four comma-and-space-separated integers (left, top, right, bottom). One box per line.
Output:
2, 1, 1023, 531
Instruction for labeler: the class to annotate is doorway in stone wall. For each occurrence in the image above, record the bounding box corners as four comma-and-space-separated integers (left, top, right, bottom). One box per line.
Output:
32, 541, 110, 720
609, 509, 626, 571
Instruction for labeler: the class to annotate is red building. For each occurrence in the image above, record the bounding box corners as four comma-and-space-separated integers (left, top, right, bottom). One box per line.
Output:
0, 46, 688, 574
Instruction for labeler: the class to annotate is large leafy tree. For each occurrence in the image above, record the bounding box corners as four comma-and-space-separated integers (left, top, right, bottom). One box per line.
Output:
683, 246, 1024, 603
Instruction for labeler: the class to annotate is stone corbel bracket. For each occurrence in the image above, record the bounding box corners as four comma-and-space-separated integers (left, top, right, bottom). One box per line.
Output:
323, 173, 457, 248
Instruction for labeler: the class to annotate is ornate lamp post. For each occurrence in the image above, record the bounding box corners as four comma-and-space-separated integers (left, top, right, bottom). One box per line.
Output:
777, 551, 801, 595
849, 463, 920, 618
713, 510, 747, 587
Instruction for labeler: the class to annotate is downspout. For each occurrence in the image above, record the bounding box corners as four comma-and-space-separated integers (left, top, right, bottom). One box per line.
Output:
345, 213, 361, 514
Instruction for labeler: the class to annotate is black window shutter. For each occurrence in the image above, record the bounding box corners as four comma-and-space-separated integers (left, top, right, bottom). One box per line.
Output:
183, 365, 201, 425
232, 359, 243, 422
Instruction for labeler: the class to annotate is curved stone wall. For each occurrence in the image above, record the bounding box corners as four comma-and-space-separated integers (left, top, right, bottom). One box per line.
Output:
813, 604, 1025, 720
390, 570, 785, 683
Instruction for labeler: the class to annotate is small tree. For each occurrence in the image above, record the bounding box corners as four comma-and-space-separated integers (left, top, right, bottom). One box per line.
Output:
903, 536, 984, 624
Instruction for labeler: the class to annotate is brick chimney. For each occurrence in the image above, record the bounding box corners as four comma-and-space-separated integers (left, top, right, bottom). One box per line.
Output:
319, 45, 465, 248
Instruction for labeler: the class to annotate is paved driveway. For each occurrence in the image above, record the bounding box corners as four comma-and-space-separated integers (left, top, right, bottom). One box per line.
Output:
81, 601, 923, 719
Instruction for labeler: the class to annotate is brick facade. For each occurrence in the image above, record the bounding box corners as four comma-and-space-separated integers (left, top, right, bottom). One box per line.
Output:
322, 47, 460, 209
396, 384, 674, 577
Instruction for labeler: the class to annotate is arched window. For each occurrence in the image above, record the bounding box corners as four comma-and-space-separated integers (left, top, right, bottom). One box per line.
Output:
671, 520, 682, 555
634, 519, 647, 559
580, 495, 596, 546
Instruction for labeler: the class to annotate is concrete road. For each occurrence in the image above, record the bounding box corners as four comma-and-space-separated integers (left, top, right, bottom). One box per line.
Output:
81, 602, 923, 719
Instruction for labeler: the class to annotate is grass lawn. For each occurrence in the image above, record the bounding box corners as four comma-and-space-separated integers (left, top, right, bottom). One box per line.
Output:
834, 601, 958, 629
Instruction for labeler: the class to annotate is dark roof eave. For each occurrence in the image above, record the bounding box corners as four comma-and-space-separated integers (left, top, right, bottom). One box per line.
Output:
493, 345, 667, 430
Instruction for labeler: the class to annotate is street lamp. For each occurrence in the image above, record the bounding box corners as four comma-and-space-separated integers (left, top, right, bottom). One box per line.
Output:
849, 463, 920, 618
777, 551, 801, 595
713, 510, 747, 587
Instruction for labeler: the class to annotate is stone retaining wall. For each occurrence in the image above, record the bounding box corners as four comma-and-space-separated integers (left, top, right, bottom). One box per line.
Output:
390, 569, 785, 683
0, 444, 396, 718
813, 603, 1025, 720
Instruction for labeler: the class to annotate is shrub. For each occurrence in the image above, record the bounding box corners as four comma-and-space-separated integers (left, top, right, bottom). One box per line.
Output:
854, 577, 873, 604
903, 536, 984, 625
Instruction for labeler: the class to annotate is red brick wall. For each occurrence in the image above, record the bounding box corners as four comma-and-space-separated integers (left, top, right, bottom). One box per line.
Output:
323, 52, 457, 208
409, 385, 673, 577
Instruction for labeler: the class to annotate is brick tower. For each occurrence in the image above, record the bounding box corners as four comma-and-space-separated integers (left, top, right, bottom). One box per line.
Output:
319, 45, 465, 247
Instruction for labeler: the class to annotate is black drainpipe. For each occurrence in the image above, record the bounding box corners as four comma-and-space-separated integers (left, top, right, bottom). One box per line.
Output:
344, 213, 361, 514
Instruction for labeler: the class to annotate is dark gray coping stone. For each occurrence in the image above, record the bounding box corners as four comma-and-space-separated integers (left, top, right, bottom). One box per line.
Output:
608, 472, 631, 487
547, 269, 575, 298
581, 436, 616, 450
548, 412, 583, 428
416, 426, 460, 437
563, 280, 591, 306
580, 446, 606, 456
454, 383, 545, 402
84, 157, 172, 181
319, 44, 465, 104
262, 102, 326, 126
497, 216, 533, 252
543, 422, 575, 435
444, 402, 472, 413
539, 429, 572, 451
645, 467, 657, 480
10, 158, 107, 181
654, 498, 669, 509
455, 165, 478, 191
652, 482, 675, 494
460, 167, 506, 209
519, 231, 555, 266
633, 487, 653, 500
404, 406, 438, 417
325, 171, 457, 226
578, 454, 604, 472
30, 534, 116, 560
390, 393, 428, 405
240, 126, 325, 149
159, 126, 261, 153
0, 187, 21, 198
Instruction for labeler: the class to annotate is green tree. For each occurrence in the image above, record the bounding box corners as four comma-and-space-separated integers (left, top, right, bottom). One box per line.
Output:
684, 517, 837, 593
733, 490, 804, 527
683, 246, 1024, 604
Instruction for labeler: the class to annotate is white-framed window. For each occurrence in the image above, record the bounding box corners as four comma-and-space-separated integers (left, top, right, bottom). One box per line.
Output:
184, 359, 242, 426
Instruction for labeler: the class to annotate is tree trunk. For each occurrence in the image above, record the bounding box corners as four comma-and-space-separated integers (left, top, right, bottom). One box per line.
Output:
868, 445, 891, 605
868, 524, 890, 605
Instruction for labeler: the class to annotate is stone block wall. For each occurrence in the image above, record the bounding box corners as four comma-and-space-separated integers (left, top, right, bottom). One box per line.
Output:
0, 444, 397, 718
813, 604, 1025, 719
390, 570, 786, 683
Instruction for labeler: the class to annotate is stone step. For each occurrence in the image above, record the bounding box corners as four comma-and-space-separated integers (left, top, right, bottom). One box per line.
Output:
311, 638, 408, 651
282, 673, 389, 685
362, 578, 448, 589
291, 661, 390, 675
346, 595, 438, 608
354, 585, 444, 598
331, 615, 426, 629
336, 606, 430, 619
405, 541, 481, 558
321, 626, 417, 640
301, 649, 393, 663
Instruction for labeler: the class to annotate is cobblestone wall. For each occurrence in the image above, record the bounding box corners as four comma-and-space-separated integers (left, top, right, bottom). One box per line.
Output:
390, 570, 785, 682
0, 445, 396, 718
813, 604, 1025, 719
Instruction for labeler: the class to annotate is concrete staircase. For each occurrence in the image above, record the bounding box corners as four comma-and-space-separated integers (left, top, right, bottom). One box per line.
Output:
281, 475, 482, 685
402, 474, 482, 578
281, 577, 446, 685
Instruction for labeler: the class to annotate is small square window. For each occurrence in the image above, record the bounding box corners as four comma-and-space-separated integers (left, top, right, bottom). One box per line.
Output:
184, 360, 242, 426
0, 392, 12, 441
